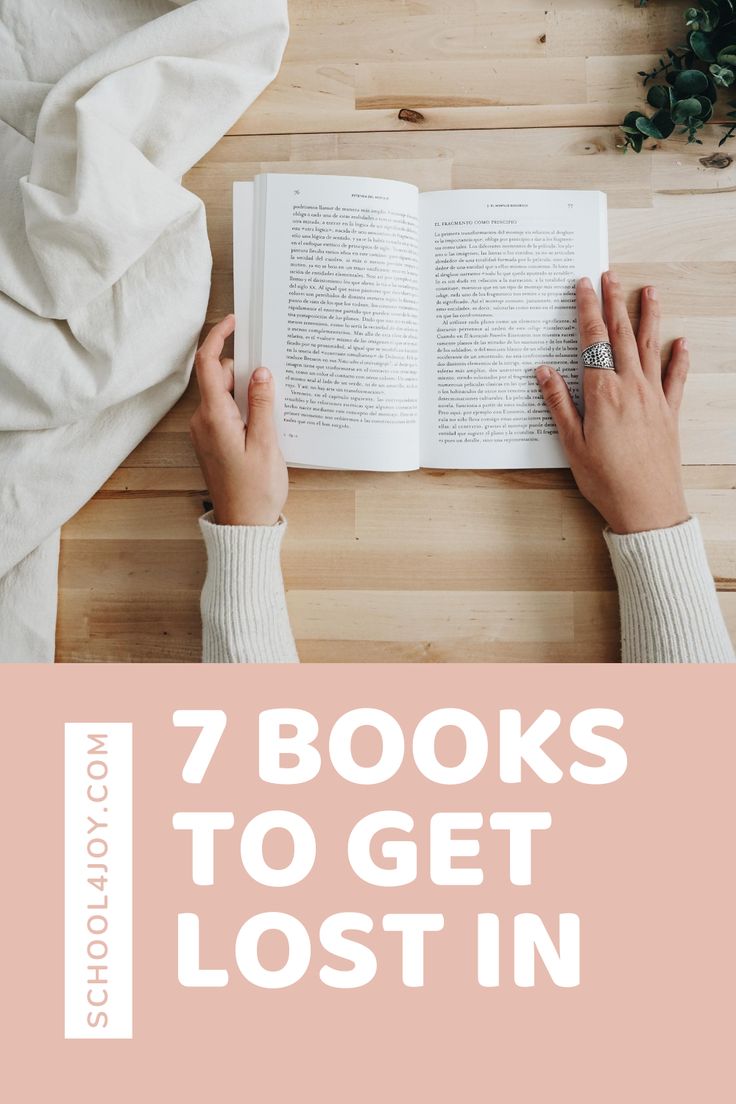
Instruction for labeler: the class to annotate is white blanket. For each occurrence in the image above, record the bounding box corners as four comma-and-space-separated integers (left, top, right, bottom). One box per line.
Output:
0, 0, 288, 660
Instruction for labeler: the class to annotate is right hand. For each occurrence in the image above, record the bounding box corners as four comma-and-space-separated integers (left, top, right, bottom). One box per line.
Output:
190, 315, 288, 527
535, 272, 690, 535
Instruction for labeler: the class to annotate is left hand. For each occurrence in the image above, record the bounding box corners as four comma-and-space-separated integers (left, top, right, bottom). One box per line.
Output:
190, 315, 288, 526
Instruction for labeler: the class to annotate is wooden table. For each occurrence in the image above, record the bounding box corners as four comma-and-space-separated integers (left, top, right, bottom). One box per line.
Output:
57, 0, 736, 662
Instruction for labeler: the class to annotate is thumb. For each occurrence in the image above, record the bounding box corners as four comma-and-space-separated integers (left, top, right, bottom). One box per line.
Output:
246, 367, 277, 445
535, 366, 583, 452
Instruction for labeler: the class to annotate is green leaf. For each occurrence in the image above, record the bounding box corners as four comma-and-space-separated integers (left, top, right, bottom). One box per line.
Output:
717, 45, 736, 65
704, 69, 720, 100
696, 95, 714, 121
647, 84, 670, 109
697, 0, 721, 32
710, 62, 735, 87
635, 116, 664, 139
651, 109, 676, 138
673, 96, 704, 121
690, 30, 716, 61
674, 68, 709, 96
623, 110, 647, 129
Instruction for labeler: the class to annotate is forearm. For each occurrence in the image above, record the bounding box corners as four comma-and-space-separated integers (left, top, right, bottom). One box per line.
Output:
605, 517, 734, 664
199, 512, 299, 664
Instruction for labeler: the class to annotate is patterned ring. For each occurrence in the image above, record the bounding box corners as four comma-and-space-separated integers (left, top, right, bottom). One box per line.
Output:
581, 341, 615, 370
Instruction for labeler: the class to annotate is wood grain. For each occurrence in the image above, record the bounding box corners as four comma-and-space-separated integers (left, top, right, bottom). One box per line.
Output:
57, 0, 736, 662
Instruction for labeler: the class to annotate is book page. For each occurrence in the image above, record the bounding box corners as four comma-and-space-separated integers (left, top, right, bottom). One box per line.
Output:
236, 173, 421, 471
418, 189, 608, 469
233, 181, 255, 420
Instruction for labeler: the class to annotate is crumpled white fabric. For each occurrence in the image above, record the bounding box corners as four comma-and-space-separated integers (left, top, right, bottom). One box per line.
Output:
0, 0, 288, 661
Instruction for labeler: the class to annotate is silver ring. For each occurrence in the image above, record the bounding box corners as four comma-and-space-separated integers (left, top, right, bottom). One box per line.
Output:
581, 341, 615, 370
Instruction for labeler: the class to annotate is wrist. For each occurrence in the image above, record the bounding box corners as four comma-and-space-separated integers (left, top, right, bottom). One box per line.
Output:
210, 489, 283, 527
605, 504, 690, 536
213, 509, 282, 527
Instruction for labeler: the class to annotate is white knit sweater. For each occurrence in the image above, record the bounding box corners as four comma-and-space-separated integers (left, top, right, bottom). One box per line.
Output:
199, 513, 734, 664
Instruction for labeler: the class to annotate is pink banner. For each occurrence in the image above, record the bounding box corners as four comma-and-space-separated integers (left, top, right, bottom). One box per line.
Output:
3, 663, 732, 1101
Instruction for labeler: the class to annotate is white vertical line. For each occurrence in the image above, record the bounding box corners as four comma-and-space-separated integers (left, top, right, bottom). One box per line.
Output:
64, 723, 132, 1039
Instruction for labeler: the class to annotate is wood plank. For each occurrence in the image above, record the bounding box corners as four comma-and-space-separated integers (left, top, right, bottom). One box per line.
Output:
100, 463, 736, 494
58, 540, 206, 592
287, 5, 548, 63
547, 5, 686, 57
354, 58, 587, 110
55, 589, 736, 664
62, 490, 356, 542
56, 591, 202, 663
610, 193, 736, 262
227, 0, 693, 135
288, 588, 575, 642
230, 100, 633, 136
679, 376, 736, 466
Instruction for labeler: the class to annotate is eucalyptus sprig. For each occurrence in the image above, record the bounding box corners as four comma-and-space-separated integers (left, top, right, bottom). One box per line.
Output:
620, 0, 736, 150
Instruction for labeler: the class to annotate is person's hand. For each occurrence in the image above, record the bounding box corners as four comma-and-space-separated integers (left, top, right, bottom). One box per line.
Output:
535, 272, 690, 535
190, 315, 288, 526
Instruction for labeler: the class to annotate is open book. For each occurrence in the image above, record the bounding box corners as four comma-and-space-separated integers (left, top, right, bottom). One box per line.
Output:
233, 174, 608, 470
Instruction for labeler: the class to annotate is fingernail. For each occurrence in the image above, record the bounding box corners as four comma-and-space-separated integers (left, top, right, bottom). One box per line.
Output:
646, 286, 658, 300
253, 367, 271, 382
680, 338, 688, 351
606, 269, 619, 285
579, 277, 593, 290
535, 365, 552, 383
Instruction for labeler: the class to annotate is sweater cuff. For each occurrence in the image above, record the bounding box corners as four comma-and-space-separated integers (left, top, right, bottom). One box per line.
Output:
198, 512, 299, 664
604, 517, 734, 664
